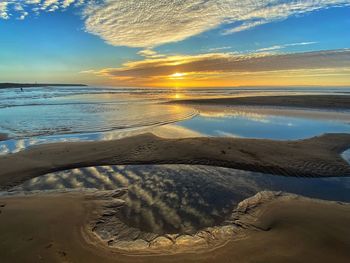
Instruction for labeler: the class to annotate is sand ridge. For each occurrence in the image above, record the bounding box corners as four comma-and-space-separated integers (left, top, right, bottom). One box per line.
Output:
169, 95, 350, 109
0, 133, 350, 190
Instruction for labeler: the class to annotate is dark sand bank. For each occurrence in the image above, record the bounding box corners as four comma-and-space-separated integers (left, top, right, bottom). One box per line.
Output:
170, 95, 350, 109
0, 83, 87, 89
0, 191, 349, 262
0, 133, 350, 190
0, 133, 8, 141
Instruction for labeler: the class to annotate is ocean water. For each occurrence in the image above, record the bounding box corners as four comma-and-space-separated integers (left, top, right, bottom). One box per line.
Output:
1, 86, 350, 154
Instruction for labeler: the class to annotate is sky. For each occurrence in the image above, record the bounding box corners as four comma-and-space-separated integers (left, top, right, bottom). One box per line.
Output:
0, 0, 350, 88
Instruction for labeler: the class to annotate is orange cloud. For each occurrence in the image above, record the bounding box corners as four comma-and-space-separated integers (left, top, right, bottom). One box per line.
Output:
82, 49, 350, 87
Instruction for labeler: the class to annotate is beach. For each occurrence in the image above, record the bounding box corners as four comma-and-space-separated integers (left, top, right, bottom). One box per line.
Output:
0, 93, 350, 262
3, 1, 350, 261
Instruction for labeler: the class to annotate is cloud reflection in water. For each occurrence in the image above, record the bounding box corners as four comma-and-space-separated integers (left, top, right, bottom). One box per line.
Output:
14, 164, 350, 234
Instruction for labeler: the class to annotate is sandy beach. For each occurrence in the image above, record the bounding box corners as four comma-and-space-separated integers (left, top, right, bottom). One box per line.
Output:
170, 95, 350, 109
0, 95, 350, 262
0, 191, 349, 263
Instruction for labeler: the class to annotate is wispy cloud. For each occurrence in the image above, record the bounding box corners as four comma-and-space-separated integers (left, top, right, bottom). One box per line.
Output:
256, 42, 318, 52
208, 46, 233, 52
223, 20, 269, 34
137, 49, 165, 59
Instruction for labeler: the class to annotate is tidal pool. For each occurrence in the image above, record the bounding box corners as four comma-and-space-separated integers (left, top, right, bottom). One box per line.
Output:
12, 165, 350, 235
175, 105, 350, 140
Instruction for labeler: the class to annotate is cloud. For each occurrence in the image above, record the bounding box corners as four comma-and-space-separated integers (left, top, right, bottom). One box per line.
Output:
208, 46, 233, 52
137, 49, 165, 59
0, 0, 84, 19
83, 0, 350, 47
0, 2, 9, 19
83, 0, 228, 47
91, 49, 350, 78
2, 1, 349, 48
82, 49, 350, 86
256, 42, 317, 52
223, 20, 269, 34
62, 0, 76, 8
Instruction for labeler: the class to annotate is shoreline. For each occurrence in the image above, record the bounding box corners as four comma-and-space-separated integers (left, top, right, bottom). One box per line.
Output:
0, 83, 87, 89
0, 133, 350, 190
169, 95, 350, 110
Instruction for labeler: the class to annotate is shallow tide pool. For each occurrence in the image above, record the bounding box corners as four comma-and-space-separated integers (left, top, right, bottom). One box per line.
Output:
175, 105, 350, 140
11, 164, 350, 234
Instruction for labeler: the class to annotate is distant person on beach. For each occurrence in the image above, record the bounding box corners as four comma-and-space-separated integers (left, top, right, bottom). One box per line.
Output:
20, 87, 23, 92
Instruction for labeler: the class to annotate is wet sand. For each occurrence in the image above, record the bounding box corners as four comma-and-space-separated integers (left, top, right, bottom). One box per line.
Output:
0, 191, 349, 263
0, 133, 350, 190
188, 104, 350, 122
170, 95, 350, 109
0, 133, 8, 141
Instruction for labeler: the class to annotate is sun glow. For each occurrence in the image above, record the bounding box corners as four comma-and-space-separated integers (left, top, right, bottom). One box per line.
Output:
174, 93, 182, 99
170, 72, 186, 79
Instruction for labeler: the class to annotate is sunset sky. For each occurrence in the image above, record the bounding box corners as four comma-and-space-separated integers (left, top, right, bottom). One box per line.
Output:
1, 0, 350, 88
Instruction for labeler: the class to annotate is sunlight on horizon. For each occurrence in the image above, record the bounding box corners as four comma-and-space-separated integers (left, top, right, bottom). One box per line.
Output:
169, 73, 186, 79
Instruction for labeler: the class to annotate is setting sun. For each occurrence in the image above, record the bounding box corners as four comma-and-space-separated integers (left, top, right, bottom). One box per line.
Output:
170, 72, 186, 79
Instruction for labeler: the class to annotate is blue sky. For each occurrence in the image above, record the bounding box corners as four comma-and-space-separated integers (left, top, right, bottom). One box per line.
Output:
0, 0, 350, 87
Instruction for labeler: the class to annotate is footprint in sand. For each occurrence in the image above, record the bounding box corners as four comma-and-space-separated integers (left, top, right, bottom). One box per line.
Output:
0, 203, 6, 214
57, 250, 72, 263
45, 243, 53, 249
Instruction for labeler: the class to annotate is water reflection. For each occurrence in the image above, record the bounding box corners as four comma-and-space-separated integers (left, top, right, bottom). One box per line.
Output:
0, 128, 149, 155
13, 165, 350, 234
0, 104, 198, 155
0, 103, 196, 139
343, 149, 350, 164
2, 104, 350, 155
0, 121, 206, 155
176, 105, 350, 140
